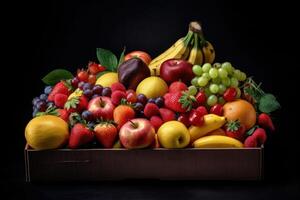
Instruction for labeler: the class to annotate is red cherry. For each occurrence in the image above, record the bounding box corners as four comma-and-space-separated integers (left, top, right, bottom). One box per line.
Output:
210, 104, 223, 116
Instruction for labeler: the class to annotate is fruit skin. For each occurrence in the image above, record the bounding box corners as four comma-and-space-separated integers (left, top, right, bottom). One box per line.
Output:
25, 115, 69, 150
210, 104, 223, 116
201, 41, 215, 64
57, 109, 69, 122
225, 120, 246, 141
118, 58, 151, 90
119, 118, 155, 149
157, 121, 190, 149
159, 108, 176, 122
69, 123, 94, 149
258, 113, 275, 131
150, 116, 164, 132
223, 87, 237, 102
94, 123, 118, 148
48, 81, 71, 102
111, 82, 126, 93
124, 51, 152, 65
193, 135, 243, 148
87, 96, 115, 120
189, 114, 226, 143
150, 134, 160, 148
223, 99, 256, 130
54, 94, 68, 108
169, 81, 187, 93
178, 113, 191, 127
188, 33, 203, 65
113, 105, 135, 129
111, 91, 127, 105
195, 91, 206, 105
207, 128, 226, 136
189, 109, 204, 126
196, 106, 208, 115
244, 128, 267, 148
144, 103, 160, 118
65, 95, 88, 113
95, 72, 118, 87
160, 59, 194, 84
136, 76, 168, 99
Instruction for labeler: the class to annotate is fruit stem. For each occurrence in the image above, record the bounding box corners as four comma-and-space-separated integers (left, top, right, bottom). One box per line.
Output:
129, 120, 138, 129
189, 21, 203, 35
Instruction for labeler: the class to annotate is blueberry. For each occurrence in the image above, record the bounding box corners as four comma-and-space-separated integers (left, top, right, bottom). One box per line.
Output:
81, 110, 93, 121
32, 97, 40, 105
83, 89, 93, 98
137, 111, 145, 118
87, 122, 96, 129
155, 97, 164, 108
137, 94, 147, 105
36, 101, 47, 112
148, 98, 156, 104
83, 83, 92, 90
134, 102, 144, 112
39, 94, 48, 101
91, 94, 100, 99
32, 108, 39, 117
102, 87, 112, 97
44, 86, 52, 94
93, 85, 103, 95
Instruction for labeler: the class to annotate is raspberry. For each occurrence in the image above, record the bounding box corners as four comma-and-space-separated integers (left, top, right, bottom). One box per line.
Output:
144, 103, 160, 118
150, 116, 163, 131
111, 82, 126, 93
159, 108, 176, 122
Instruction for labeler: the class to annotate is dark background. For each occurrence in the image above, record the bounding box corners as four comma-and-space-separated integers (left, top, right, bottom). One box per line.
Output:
3, 0, 299, 199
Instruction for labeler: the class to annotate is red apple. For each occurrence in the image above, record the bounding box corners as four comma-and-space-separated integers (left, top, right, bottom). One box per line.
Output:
119, 118, 155, 149
87, 96, 115, 119
160, 59, 194, 84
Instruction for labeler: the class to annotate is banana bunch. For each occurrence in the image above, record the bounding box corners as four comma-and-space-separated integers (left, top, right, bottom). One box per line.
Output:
149, 21, 215, 76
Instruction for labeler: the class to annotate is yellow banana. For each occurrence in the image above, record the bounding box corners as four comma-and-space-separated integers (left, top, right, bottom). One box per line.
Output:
193, 135, 243, 148
188, 34, 203, 65
202, 41, 215, 64
149, 31, 193, 75
189, 114, 226, 143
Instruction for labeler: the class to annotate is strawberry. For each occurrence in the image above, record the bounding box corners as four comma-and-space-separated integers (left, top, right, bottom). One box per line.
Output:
169, 81, 187, 93
48, 81, 71, 102
113, 104, 135, 129
225, 120, 246, 141
258, 113, 275, 131
150, 116, 163, 131
94, 122, 118, 148
111, 82, 126, 93
178, 113, 190, 127
111, 90, 127, 105
244, 128, 267, 147
164, 91, 196, 113
54, 94, 68, 108
69, 123, 94, 149
144, 103, 160, 118
65, 95, 88, 113
159, 108, 176, 122
57, 109, 69, 122
189, 109, 204, 126
196, 106, 208, 116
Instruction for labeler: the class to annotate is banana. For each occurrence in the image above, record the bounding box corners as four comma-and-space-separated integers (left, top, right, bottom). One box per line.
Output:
202, 41, 215, 64
149, 31, 193, 75
187, 34, 203, 65
189, 114, 226, 143
193, 135, 243, 148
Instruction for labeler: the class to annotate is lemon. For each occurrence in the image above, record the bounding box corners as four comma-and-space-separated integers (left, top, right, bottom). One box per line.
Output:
136, 76, 168, 99
25, 115, 69, 150
95, 72, 118, 87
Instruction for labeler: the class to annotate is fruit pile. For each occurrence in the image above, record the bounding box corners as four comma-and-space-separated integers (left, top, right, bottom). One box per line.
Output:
25, 21, 280, 150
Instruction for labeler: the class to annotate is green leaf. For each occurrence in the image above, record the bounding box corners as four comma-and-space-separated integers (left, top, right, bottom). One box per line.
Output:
118, 47, 126, 67
42, 69, 73, 86
258, 93, 281, 113
96, 48, 118, 72
246, 125, 259, 136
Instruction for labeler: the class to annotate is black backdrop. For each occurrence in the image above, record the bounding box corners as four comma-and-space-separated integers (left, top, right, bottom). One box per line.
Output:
4, 0, 299, 199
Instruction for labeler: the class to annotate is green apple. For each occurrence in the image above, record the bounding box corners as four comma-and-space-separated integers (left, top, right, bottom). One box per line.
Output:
157, 121, 190, 148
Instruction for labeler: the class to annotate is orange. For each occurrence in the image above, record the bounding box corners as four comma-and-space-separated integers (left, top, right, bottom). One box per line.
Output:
223, 99, 256, 130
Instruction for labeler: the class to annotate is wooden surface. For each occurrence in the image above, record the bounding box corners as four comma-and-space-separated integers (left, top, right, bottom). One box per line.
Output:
25, 146, 263, 182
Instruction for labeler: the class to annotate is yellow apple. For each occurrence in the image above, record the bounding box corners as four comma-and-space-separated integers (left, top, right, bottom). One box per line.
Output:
136, 76, 168, 99
95, 72, 118, 87
157, 121, 190, 148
